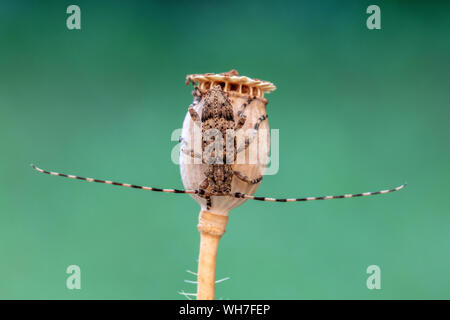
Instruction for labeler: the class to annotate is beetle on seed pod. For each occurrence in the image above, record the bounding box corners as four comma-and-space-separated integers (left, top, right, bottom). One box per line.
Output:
30, 69, 405, 301
180, 70, 276, 218
179, 70, 276, 300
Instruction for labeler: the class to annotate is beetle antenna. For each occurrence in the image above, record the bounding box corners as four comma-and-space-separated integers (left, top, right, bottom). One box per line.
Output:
232, 183, 406, 202
31, 164, 197, 195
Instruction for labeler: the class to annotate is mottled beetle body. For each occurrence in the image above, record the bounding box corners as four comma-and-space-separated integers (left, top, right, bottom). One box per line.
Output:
200, 86, 235, 197
181, 85, 264, 210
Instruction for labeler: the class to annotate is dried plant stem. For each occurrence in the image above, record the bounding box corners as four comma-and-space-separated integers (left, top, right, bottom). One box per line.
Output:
196, 210, 229, 300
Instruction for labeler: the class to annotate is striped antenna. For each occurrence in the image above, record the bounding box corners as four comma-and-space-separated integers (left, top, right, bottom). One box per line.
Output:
31, 164, 197, 195
232, 183, 406, 202
31, 164, 405, 204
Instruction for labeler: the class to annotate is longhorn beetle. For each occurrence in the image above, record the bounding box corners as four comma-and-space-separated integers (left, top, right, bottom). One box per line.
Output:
31, 85, 405, 209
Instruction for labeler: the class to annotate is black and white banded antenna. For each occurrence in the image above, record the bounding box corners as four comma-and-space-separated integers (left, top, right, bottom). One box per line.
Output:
31, 164, 406, 203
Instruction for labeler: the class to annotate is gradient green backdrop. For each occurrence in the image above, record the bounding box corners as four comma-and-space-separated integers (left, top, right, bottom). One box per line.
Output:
1, 0, 449, 299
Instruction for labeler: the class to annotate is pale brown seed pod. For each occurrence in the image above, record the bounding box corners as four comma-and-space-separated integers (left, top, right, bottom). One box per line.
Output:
179, 70, 276, 300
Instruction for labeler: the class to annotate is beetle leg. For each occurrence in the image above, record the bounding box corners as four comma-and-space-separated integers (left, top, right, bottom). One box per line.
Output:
234, 171, 263, 185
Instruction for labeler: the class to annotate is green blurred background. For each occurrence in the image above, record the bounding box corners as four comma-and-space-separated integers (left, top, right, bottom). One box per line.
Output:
0, 0, 449, 299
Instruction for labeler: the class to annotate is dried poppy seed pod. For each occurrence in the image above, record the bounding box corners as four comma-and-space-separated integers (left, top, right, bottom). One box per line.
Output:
180, 70, 276, 216
180, 70, 275, 300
